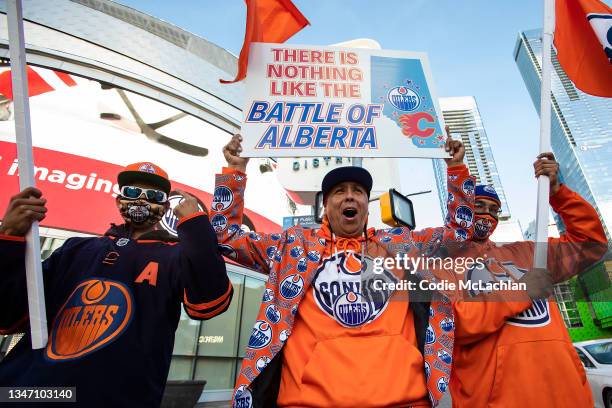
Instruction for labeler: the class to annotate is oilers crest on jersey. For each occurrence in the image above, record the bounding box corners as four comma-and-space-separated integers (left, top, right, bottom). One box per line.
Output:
466, 257, 551, 327
311, 251, 399, 327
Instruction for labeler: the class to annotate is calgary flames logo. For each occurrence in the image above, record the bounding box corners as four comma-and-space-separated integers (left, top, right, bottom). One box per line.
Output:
46, 279, 133, 361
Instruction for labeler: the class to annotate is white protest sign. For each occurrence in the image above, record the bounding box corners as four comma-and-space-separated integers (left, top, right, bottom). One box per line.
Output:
242, 43, 449, 158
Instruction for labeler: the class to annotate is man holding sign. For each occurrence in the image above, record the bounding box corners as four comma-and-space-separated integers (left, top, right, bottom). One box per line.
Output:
213, 134, 474, 408
0, 162, 232, 407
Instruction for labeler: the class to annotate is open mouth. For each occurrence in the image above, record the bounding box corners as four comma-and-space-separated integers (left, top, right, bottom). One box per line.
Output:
342, 207, 358, 221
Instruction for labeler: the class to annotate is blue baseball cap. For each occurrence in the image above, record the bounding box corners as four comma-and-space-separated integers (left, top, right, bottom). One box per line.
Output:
321, 166, 373, 199
475, 184, 501, 206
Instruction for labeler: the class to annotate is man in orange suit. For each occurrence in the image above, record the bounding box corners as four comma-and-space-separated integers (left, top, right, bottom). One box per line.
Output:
450, 152, 608, 407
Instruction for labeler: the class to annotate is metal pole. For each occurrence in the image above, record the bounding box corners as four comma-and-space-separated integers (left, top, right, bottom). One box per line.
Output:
533, 0, 555, 271
7, 0, 48, 349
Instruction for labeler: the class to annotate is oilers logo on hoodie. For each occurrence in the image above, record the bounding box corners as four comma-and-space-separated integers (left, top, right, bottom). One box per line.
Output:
311, 251, 398, 327
466, 258, 551, 327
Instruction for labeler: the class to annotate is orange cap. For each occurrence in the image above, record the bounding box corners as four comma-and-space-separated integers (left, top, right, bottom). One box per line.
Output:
117, 162, 171, 193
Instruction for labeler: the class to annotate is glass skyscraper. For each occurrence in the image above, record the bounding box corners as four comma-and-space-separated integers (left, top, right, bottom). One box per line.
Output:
514, 29, 612, 242
433, 96, 511, 221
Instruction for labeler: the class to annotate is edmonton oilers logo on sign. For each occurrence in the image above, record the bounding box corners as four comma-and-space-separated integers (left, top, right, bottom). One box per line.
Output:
333, 291, 372, 327
248, 320, 272, 349
212, 185, 233, 211
280, 274, 304, 299
388, 86, 420, 112
160, 194, 205, 236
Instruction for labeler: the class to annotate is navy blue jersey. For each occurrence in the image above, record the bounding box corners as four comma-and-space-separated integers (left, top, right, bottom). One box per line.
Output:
0, 212, 232, 407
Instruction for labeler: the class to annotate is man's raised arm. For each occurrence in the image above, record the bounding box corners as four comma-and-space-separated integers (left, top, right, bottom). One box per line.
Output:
210, 134, 281, 274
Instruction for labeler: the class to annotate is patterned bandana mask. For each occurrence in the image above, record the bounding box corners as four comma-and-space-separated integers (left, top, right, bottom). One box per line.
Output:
118, 200, 165, 227
473, 213, 498, 240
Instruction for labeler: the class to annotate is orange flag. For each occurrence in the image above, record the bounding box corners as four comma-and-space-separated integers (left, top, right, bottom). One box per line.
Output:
221, 0, 309, 84
554, 0, 612, 97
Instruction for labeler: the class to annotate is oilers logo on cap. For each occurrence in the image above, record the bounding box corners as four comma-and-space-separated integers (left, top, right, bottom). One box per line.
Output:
483, 185, 497, 194
233, 385, 252, 408
454, 228, 468, 242
228, 223, 241, 235
455, 206, 474, 228
212, 186, 233, 211
248, 321, 273, 349
307, 250, 321, 262
437, 376, 449, 393
290, 246, 304, 259
286, 234, 296, 244
439, 317, 454, 332
138, 163, 156, 173
462, 179, 475, 196
280, 274, 304, 299
388, 86, 420, 112
265, 304, 281, 324
211, 214, 228, 232
262, 288, 274, 302
271, 233, 281, 241
425, 323, 436, 344
333, 291, 372, 327
437, 349, 452, 365
255, 356, 271, 372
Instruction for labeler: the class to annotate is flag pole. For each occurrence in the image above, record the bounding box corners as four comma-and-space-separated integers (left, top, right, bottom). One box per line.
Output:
6, 0, 48, 349
533, 0, 555, 272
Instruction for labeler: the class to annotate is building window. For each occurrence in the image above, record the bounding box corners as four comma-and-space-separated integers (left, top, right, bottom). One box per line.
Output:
554, 283, 583, 328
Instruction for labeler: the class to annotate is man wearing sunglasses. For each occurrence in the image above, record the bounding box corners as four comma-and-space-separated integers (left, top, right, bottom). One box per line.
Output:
0, 162, 232, 408
450, 152, 608, 407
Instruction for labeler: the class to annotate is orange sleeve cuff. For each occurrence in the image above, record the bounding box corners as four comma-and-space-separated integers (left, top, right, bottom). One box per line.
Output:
222, 167, 246, 176
549, 184, 572, 208
447, 164, 468, 172
176, 211, 208, 228
0, 234, 26, 242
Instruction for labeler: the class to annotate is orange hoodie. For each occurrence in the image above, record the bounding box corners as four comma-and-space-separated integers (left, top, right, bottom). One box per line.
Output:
450, 185, 608, 408
278, 221, 430, 407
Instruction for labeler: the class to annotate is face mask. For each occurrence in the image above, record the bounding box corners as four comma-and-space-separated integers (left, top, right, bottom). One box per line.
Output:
474, 213, 498, 240
119, 200, 165, 227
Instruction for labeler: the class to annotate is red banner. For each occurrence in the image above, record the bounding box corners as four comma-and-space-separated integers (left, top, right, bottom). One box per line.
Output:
0, 141, 280, 235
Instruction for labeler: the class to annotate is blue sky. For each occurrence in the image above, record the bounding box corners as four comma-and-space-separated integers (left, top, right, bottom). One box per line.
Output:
118, 0, 556, 229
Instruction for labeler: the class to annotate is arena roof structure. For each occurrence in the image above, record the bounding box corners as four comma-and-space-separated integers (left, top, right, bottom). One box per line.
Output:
0, 0, 243, 134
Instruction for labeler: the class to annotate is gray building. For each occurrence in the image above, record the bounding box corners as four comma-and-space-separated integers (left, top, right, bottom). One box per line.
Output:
433, 96, 511, 221
514, 29, 612, 242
